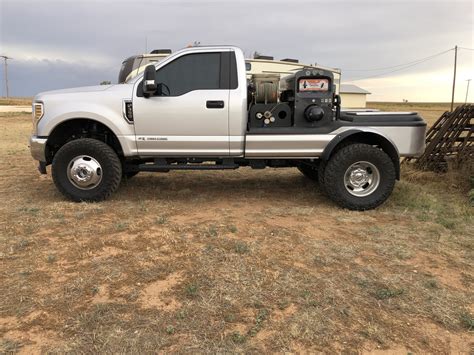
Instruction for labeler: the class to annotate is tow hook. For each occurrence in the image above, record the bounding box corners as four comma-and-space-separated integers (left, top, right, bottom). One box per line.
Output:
38, 162, 47, 174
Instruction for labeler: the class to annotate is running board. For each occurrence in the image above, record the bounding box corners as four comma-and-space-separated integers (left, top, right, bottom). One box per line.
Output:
138, 159, 239, 172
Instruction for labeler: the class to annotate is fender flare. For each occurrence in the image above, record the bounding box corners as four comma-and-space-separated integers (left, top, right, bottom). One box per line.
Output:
321, 129, 401, 180
321, 129, 362, 161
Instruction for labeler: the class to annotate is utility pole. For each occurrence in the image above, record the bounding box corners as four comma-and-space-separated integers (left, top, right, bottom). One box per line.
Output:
0, 55, 12, 98
466, 79, 471, 103
450, 45, 457, 111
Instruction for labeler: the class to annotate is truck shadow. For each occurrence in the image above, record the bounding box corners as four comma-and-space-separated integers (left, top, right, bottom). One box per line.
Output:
115, 168, 329, 205
22, 167, 333, 207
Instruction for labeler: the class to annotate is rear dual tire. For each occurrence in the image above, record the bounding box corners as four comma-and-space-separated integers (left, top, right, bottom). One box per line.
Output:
321, 143, 396, 210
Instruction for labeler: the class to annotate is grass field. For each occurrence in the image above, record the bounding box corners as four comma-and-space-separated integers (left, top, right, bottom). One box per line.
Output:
367, 102, 454, 128
0, 108, 473, 353
0, 98, 32, 106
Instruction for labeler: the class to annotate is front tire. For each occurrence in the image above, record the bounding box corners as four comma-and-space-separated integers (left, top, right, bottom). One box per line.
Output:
52, 138, 122, 202
322, 143, 396, 210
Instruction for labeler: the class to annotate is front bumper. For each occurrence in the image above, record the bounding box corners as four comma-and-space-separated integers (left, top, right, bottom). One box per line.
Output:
29, 135, 48, 162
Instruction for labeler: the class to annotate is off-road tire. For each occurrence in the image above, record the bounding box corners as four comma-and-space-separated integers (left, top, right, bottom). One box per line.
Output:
52, 138, 122, 202
297, 163, 319, 182
323, 143, 396, 210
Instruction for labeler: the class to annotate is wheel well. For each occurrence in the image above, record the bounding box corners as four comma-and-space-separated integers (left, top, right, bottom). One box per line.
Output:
45, 119, 123, 164
325, 131, 400, 179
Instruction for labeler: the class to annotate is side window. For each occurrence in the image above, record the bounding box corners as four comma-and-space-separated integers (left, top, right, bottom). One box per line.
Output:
155, 53, 221, 96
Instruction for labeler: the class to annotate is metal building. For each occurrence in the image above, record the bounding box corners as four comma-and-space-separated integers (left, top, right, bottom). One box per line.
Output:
339, 84, 371, 109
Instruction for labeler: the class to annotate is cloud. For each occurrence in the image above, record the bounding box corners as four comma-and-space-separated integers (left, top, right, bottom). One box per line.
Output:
353, 64, 474, 102
3, 44, 114, 66
4, 59, 117, 96
0, 0, 472, 100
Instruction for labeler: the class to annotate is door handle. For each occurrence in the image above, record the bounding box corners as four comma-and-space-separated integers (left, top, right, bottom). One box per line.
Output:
206, 100, 225, 109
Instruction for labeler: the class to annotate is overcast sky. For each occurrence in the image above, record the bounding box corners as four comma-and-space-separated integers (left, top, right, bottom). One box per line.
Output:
0, 0, 472, 101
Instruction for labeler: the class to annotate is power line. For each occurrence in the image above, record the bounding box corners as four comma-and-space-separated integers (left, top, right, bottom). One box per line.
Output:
451, 45, 458, 111
347, 48, 454, 81
465, 79, 471, 104
0, 55, 12, 98
344, 48, 454, 72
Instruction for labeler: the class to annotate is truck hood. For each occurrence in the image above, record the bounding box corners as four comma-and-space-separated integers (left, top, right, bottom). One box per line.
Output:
36, 84, 115, 97
33, 84, 134, 105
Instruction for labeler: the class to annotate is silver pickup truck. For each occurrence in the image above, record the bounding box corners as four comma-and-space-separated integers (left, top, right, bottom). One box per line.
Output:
30, 46, 426, 210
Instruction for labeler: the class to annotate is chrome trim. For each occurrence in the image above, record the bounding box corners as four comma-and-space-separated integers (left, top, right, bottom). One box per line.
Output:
344, 161, 380, 197
245, 134, 335, 157
67, 155, 103, 190
349, 112, 415, 116
29, 135, 47, 162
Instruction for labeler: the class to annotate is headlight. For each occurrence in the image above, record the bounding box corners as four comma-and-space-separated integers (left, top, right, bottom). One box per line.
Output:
33, 102, 44, 121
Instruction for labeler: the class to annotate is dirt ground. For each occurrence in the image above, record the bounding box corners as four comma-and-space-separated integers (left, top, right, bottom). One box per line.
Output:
0, 109, 473, 353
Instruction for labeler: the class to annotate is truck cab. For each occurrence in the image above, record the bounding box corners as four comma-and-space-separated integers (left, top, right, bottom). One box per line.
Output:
132, 47, 247, 156
30, 46, 427, 210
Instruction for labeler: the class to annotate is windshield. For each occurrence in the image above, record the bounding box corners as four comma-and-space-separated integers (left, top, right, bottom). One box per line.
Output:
120, 56, 164, 84
134, 57, 159, 71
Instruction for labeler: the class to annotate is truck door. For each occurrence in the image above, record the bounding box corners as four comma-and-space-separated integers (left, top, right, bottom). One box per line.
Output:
133, 50, 233, 156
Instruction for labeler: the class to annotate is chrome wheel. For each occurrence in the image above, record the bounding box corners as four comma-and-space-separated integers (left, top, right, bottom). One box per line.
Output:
344, 161, 380, 197
67, 155, 103, 190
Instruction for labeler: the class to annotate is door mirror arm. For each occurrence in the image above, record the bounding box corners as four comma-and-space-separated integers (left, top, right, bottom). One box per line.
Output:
156, 83, 171, 97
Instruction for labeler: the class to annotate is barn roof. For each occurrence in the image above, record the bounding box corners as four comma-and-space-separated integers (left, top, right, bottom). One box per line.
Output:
340, 84, 371, 94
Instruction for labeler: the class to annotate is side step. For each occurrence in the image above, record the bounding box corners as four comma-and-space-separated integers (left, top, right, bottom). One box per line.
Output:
138, 159, 239, 172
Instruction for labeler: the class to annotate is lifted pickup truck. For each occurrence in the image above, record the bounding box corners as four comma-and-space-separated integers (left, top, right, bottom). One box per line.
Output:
30, 46, 426, 210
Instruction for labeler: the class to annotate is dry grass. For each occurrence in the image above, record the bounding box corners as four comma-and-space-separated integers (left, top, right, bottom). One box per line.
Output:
367, 102, 458, 127
0, 110, 472, 353
0, 97, 33, 106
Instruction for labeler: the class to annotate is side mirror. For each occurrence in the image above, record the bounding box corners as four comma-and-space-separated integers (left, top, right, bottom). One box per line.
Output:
142, 65, 157, 97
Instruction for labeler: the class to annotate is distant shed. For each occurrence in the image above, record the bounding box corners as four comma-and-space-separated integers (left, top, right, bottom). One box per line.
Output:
340, 84, 371, 108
